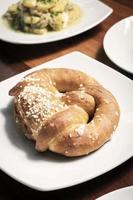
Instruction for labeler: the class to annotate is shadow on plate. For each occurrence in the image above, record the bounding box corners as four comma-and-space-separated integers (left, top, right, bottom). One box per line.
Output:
1, 100, 80, 163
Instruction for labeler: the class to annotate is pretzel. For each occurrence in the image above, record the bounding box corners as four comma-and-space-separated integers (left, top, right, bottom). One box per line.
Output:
9, 68, 120, 157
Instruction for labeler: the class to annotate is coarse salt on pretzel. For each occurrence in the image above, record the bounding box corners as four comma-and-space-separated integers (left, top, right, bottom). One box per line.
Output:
9, 68, 120, 157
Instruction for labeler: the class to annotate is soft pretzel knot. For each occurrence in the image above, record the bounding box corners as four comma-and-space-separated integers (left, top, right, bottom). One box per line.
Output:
9, 68, 120, 157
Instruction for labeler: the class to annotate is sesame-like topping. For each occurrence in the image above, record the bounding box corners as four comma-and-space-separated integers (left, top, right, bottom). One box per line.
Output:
113, 125, 117, 131
67, 99, 71, 103
75, 124, 85, 136
91, 120, 96, 127
49, 80, 52, 85
15, 85, 68, 132
103, 99, 110, 104
73, 142, 76, 146
88, 132, 98, 141
79, 83, 83, 87
91, 120, 94, 124
53, 81, 56, 86
115, 111, 119, 116
55, 92, 63, 98
69, 133, 72, 138
50, 123, 55, 127
96, 115, 100, 118
74, 104, 78, 108
21, 76, 41, 82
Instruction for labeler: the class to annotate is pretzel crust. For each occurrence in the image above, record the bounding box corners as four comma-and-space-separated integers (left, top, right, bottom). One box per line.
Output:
9, 68, 120, 157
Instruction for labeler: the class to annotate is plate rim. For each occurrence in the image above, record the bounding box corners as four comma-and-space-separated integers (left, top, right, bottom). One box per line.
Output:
103, 16, 133, 74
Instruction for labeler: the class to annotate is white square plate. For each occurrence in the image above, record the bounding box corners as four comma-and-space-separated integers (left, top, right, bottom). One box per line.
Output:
0, 51, 133, 191
0, 0, 113, 44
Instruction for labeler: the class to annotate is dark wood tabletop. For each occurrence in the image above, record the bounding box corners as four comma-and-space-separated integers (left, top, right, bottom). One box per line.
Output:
0, 0, 133, 199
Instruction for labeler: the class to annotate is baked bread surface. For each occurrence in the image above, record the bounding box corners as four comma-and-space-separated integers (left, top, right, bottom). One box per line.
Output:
9, 68, 120, 157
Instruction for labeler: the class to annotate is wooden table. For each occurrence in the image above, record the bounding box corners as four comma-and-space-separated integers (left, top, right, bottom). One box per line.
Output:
0, 0, 133, 199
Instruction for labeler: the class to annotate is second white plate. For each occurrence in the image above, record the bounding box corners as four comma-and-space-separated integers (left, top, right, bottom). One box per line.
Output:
0, 0, 113, 44
97, 186, 133, 200
104, 16, 133, 73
